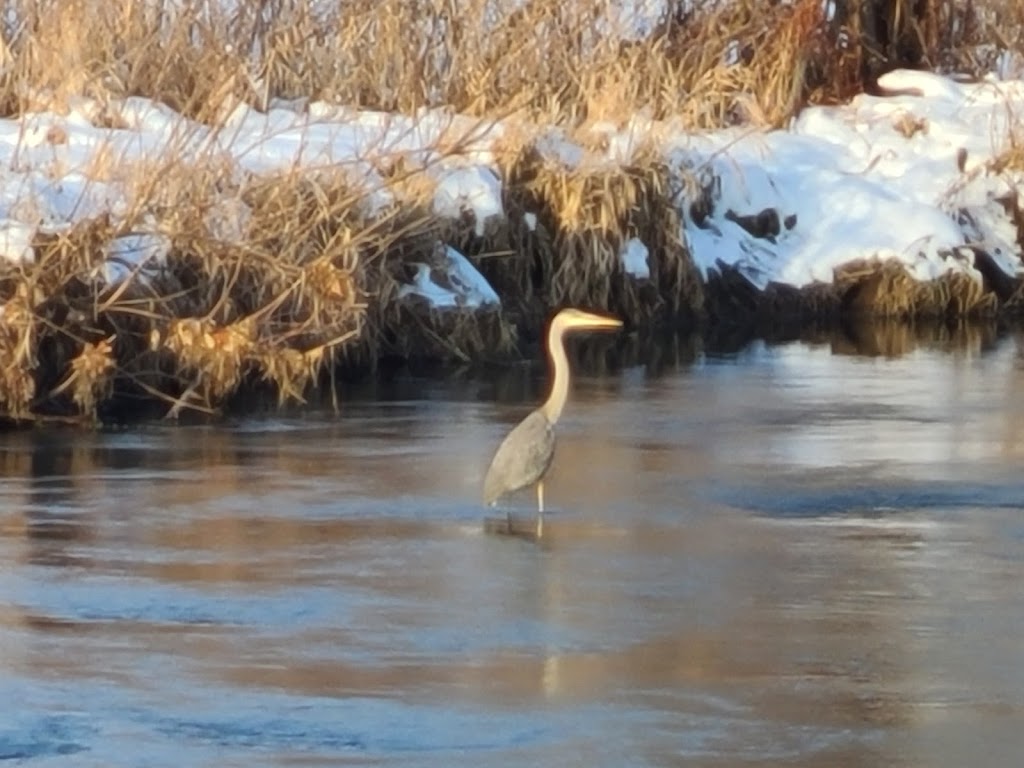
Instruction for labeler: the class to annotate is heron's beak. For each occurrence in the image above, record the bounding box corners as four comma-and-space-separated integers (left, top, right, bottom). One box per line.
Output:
571, 312, 623, 331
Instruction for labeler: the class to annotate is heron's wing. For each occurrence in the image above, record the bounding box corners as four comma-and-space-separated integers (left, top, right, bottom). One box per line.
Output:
483, 409, 555, 505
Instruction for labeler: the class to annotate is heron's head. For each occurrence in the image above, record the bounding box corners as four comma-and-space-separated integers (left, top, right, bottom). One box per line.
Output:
551, 308, 623, 334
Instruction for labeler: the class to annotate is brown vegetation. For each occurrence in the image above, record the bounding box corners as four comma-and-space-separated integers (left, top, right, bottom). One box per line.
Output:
6, 1, 1018, 127
0, 0, 1022, 422
0, 172, 388, 422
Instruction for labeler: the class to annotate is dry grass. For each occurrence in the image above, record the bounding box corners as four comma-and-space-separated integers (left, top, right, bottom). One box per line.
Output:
2, 0, 1020, 128
473, 142, 703, 328
0, 157, 446, 422
836, 259, 998, 318
702, 256, 1003, 326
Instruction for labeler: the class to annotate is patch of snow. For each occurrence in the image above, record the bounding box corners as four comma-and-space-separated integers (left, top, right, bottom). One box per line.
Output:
205, 198, 252, 243
600, 0, 667, 42
20, 172, 130, 226
398, 244, 500, 310
442, 245, 500, 307
534, 129, 587, 169
724, 40, 742, 67
111, 96, 192, 134
621, 238, 650, 279
95, 233, 170, 286
524, 212, 538, 232
0, 220, 35, 265
604, 116, 656, 163
996, 49, 1024, 81
669, 70, 1024, 288
431, 165, 504, 236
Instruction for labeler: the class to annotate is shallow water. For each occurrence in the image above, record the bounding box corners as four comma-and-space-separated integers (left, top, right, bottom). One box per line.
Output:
2, 329, 1024, 767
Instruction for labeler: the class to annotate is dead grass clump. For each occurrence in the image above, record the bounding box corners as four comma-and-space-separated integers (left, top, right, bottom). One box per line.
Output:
837, 258, 998, 319
139, 172, 378, 412
0, 218, 119, 420
837, 260, 918, 317
477, 143, 703, 330
156, 316, 256, 404
916, 270, 999, 318
0, 162, 407, 422
840, 0, 1024, 82
58, 336, 115, 419
0, 283, 38, 419
703, 256, 1004, 325
641, 0, 835, 128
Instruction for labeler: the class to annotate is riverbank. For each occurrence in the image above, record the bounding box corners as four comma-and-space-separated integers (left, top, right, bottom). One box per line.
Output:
1, 1, 1023, 423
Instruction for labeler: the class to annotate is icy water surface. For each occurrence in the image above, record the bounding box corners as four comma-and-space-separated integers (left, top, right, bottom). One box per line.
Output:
2, 328, 1024, 767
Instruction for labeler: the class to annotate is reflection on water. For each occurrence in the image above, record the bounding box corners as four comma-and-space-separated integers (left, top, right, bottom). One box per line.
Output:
1, 327, 1024, 767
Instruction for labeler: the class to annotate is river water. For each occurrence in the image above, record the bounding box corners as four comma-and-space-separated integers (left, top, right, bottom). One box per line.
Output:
1, 326, 1023, 766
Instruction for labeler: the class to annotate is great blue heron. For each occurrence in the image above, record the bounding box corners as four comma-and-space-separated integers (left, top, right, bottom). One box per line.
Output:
482, 308, 623, 536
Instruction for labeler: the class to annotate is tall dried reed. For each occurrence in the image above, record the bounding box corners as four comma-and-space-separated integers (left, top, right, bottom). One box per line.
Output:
4, 0, 1019, 127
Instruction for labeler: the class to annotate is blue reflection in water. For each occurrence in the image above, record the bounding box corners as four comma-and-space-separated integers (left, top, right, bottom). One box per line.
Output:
1, 333, 1023, 767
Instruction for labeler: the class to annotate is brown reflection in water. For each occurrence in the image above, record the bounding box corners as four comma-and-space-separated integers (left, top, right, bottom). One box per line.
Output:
184, 515, 923, 736
144, 516, 443, 586
828, 319, 1001, 359
203, 511, 1023, 768
0, 431, 104, 567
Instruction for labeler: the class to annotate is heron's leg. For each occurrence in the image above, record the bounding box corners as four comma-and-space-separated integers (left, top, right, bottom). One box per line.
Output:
535, 482, 545, 538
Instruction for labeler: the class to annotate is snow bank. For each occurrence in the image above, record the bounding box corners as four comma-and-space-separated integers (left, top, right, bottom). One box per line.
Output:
0, 70, 1022, 307
666, 70, 1024, 289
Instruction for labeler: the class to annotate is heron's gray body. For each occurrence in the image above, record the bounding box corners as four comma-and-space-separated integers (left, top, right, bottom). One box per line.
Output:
483, 409, 555, 506
481, 308, 622, 524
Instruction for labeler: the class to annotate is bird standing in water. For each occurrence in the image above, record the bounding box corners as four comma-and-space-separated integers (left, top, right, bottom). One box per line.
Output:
483, 308, 623, 536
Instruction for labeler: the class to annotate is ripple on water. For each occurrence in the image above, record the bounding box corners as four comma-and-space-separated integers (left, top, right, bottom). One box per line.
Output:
707, 478, 1024, 518
144, 697, 552, 759
0, 714, 91, 761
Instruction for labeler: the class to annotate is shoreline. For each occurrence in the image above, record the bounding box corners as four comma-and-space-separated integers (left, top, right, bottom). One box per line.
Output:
5, 314, 1014, 429
0, 5, 1022, 423
3, 134, 1023, 425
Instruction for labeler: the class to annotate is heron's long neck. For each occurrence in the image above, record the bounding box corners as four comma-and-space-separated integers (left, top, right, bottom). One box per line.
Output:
541, 322, 570, 424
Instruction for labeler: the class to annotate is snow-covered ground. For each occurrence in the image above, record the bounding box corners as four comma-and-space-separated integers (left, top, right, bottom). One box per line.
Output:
1, 69, 1023, 310
676, 70, 1024, 289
